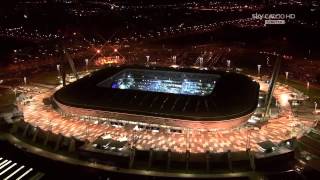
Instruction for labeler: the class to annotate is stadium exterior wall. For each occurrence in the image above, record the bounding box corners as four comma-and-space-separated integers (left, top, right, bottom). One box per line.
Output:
53, 97, 253, 130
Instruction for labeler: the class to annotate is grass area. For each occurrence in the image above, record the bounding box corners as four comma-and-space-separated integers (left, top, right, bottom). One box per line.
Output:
30, 71, 60, 85
29, 68, 86, 86
278, 75, 320, 100
0, 88, 15, 107
239, 67, 320, 99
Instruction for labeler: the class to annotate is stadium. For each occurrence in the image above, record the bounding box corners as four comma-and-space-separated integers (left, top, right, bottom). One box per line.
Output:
3, 65, 316, 179
52, 66, 260, 131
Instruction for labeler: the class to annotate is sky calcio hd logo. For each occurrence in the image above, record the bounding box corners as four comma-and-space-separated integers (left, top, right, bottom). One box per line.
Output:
252, 13, 296, 25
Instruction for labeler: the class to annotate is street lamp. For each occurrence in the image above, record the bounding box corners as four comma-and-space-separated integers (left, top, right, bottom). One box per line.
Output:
13, 88, 17, 96
246, 127, 253, 150
56, 64, 61, 83
227, 60, 231, 69
172, 56, 177, 65
146, 55, 150, 65
114, 48, 118, 53
308, 49, 311, 58
96, 49, 101, 54
85, 59, 89, 72
185, 128, 190, 151
23, 76, 27, 85
86, 124, 89, 140
56, 64, 61, 75
47, 118, 52, 132
257, 64, 261, 76
199, 57, 203, 68
285, 71, 289, 81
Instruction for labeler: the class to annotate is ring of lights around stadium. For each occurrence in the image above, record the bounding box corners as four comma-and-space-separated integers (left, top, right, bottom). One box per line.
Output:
53, 66, 259, 130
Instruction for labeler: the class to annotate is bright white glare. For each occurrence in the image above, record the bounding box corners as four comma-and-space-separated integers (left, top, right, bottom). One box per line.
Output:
279, 93, 290, 107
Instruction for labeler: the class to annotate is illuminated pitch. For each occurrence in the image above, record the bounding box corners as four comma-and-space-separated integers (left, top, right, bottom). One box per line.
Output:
97, 69, 219, 96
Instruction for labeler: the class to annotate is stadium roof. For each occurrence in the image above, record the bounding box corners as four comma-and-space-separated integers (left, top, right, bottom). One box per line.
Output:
54, 66, 259, 121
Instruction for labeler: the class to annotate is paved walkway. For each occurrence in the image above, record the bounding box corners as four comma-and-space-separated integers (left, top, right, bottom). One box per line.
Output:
21, 81, 315, 153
